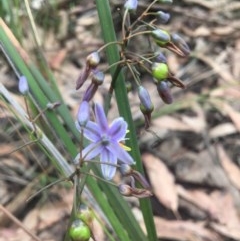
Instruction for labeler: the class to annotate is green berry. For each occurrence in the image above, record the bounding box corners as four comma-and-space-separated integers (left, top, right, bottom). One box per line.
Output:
69, 219, 91, 241
76, 204, 94, 226
151, 62, 169, 81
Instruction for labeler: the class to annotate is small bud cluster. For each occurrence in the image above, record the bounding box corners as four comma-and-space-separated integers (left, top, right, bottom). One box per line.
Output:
122, 0, 190, 128
118, 164, 152, 198
76, 51, 104, 103
75, 1, 190, 129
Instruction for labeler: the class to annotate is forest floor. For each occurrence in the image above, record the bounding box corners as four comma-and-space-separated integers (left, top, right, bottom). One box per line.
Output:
0, 0, 240, 240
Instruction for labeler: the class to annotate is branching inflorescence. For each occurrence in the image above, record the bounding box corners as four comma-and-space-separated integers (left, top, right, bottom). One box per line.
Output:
17, 0, 190, 240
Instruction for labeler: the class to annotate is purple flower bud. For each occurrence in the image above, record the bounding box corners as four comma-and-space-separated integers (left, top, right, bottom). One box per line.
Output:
124, 0, 138, 12
171, 33, 190, 56
151, 29, 171, 46
86, 51, 100, 68
83, 83, 98, 102
138, 86, 154, 113
155, 52, 167, 63
18, 76, 29, 95
92, 70, 104, 85
76, 65, 90, 90
157, 81, 173, 104
156, 11, 170, 23
77, 101, 90, 127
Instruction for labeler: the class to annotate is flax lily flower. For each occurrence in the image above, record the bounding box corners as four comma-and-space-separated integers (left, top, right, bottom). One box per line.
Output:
76, 103, 135, 180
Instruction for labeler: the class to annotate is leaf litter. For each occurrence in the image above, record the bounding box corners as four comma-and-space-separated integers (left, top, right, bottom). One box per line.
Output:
1, 0, 240, 240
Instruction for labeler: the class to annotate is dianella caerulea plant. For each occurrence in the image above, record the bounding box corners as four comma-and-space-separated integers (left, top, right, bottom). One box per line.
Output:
0, 0, 190, 240
71, 0, 190, 240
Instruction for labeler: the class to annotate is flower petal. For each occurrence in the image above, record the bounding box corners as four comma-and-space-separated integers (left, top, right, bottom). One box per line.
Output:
94, 103, 108, 132
83, 121, 101, 141
108, 117, 127, 142
107, 142, 135, 165
81, 143, 103, 161
100, 149, 117, 180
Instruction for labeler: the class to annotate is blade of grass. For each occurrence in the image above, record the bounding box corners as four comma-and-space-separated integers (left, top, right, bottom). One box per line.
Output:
95, 1, 157, 240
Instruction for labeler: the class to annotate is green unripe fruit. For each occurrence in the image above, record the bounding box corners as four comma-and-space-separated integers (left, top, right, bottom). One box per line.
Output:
151, 62, 169, 81
76, 204, 94, 226
151, 29, 171, 46
69, 219, 91, 241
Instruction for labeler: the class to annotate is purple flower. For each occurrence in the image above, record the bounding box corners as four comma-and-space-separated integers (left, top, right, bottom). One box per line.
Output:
77, 101, 90, 127
124, 0, 138, 12
78, 103, 135, 180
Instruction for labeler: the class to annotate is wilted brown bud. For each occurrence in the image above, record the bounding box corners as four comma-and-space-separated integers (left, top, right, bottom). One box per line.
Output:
118, 184, 152, 198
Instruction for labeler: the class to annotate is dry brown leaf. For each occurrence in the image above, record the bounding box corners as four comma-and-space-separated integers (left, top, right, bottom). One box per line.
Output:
177, 185, 219, 221
223, 103, 240, 132
154, 217, 222, 241
0, 144, 28, 167
209, 123, 237, 139
49, 48, 67, 70
217, 144, 240, 190
210, 85, 240, 99
181, 103, 206, 133
152, 116, 192, 132
209, 191, 240, 240
211, 190, 240, 227
210, 222, 240, 240
232, 39, 240, 79
142, 153, 178, 212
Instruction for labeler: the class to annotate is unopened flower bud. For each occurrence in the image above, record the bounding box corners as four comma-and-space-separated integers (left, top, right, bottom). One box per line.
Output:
155, 52, 167, 63
18, 76, 29, 95
120, 164, 132, 176
86, 51, 100, 68
152, 62, 169, 82
77, 101, 90, 127
171, 33, 190, 56
83, 83, 98, 102
92, 70, 104, 85
76, 204, 94, 226
124, 0, 138, 12
118, 184, 132, 196
156, 11, 170, 23
76, 66, 90, 90
69, 219, 91, 241
151, 29, 171, 46
157, 81, 173, 104
138, 86, 154, 113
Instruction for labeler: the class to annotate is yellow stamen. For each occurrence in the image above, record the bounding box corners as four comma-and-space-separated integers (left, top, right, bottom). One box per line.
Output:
119, 142, 131, 151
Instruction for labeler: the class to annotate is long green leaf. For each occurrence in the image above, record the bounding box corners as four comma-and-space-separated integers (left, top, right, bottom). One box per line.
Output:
95, 0, 158, 240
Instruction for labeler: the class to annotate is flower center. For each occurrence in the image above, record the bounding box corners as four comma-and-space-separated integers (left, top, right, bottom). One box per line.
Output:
101, 134, 110, 146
